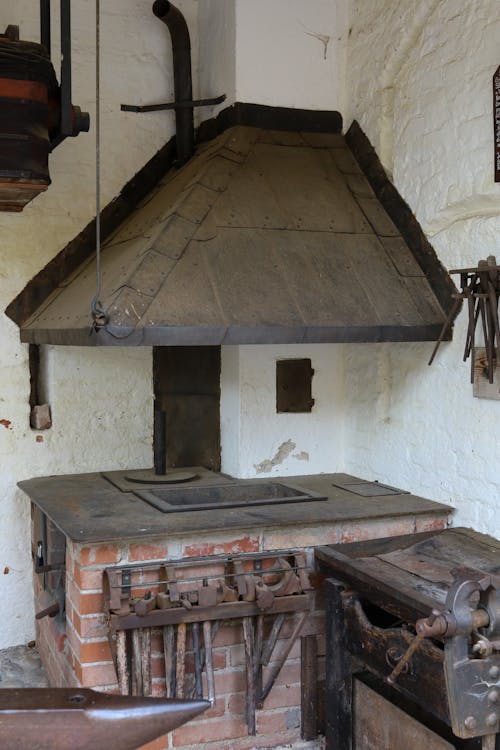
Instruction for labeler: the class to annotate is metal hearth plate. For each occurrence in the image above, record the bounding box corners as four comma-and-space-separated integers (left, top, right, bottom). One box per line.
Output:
133, 481, 327, 514
102, 467, 225, 492
331, 479, 409, 497
123, 470, 198, 485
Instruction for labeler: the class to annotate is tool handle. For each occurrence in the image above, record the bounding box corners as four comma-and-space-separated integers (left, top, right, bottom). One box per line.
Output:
386, 610, 443, 685
386, 632, 425, 685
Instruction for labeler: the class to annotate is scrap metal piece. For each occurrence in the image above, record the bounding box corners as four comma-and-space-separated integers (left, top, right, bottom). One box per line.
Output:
267, 558, 301, 597
294, 554, 313, 591
167, 566, 180, 603
135, 591, 156, 617
0, 688, 209, 750
198, 580, 219, 607
255, 579, 274, 610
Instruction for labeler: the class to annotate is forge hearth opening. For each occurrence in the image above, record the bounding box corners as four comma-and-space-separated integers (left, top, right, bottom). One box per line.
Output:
153, 346, 221, 472
276, 359, 315, 413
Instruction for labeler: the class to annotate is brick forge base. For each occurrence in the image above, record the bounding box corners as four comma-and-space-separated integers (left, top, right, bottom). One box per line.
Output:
33, 512, 448, 750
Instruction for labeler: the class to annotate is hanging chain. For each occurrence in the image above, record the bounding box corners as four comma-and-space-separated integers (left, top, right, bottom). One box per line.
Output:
91, 0, 108, 329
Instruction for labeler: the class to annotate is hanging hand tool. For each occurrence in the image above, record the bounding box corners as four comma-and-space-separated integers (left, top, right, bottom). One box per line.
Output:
141, 628, 152, 696
258, 611, 309, 707
116, 629, 130, 695
261, 613, 286, 666
243, 616, 257, 735
163, 625, 176, 698
254, 614, 264, 696
203, 620, 216, 705
187, 622, 221, 701
191, 622, 203, 699
175, 622, 187, 698
131, 629, 143, 696
430, 256, 500, 388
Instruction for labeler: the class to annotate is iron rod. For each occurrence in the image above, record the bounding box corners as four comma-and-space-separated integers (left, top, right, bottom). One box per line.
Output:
60, 0, 72, 135
120, 94, 226, 113
153, 408, 167, 475
40, 0, 51, 55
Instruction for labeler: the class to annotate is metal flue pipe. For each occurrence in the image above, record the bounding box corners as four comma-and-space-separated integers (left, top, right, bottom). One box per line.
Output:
152, 0, 194, 165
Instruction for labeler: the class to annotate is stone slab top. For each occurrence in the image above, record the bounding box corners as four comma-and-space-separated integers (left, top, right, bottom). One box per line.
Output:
19, 469, 452, 544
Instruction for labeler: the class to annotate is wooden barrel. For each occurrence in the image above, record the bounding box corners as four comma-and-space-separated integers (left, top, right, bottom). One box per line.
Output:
0, 35, 57, 211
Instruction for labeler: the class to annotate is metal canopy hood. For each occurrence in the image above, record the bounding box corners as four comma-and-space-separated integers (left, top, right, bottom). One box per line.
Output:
7, 105, 457, 346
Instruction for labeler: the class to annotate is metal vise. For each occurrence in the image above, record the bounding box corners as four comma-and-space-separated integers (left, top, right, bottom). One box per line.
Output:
405, 567, 500, 746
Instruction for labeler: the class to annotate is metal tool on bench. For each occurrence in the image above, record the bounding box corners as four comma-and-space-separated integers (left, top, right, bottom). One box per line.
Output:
0, 688, 209, 750
387, 567, 500, 748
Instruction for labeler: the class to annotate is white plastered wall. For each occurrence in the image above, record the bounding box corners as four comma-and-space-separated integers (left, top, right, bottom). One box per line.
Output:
235, 0, 349, 113
219, 1, 350, 478
221, 345, 345, 478
0, 0, 235, 648
342, 0, 500, 533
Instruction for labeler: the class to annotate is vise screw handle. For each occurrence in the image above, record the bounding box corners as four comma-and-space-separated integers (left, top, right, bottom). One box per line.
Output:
386, 603, 492, 686
386, 609, 443, 685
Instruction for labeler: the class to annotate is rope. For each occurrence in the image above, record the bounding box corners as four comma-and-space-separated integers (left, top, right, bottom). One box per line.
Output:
91, 0, 109, 329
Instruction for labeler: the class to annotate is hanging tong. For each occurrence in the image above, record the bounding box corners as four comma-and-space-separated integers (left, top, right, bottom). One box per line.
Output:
429, 256, 500, 386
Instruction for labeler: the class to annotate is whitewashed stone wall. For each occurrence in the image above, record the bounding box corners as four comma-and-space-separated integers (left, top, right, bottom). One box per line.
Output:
343, 0, 500, 533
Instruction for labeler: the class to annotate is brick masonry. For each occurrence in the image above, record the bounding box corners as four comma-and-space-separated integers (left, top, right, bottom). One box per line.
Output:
34, 512, 449, 749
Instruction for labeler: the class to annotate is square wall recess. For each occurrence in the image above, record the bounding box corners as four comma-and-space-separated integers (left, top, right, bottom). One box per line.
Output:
276, 358, 315, 413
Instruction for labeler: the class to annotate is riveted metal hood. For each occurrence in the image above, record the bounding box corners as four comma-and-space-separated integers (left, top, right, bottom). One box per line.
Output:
6, 105, 457, 346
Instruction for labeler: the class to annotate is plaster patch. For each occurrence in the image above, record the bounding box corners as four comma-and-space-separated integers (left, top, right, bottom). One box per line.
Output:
293, 451, 309, 462
254, 439, 296, 474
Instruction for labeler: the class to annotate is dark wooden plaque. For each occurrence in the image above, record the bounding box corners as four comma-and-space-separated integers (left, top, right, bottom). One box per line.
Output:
494, 66, 500, 182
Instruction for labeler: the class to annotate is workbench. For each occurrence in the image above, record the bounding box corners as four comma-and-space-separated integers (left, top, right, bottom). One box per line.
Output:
316, 528, 500, 750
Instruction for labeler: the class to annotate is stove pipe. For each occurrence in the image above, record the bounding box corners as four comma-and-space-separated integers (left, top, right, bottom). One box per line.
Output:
152, 0, 194, 165
153, 408, 167, 475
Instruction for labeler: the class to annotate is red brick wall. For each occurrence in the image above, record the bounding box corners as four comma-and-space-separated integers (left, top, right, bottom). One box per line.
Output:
34, 513, 448, 749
